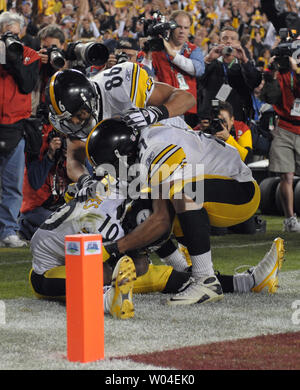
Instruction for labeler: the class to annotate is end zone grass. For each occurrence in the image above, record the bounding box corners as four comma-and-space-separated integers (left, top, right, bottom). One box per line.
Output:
0, 215, 299, 299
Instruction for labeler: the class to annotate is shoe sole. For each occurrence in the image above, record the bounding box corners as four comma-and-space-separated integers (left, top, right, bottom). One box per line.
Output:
110, 256, 136, 319
251, 237, 285, 294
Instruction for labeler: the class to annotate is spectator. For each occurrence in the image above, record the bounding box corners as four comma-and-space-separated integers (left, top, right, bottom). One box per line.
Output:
252, 31, 265, 61
75, 12, 100, 40
0, 11, 39, 247
260, 55, 300, 232
149, 10, 205, 128
21, 0, 32, 26
199, 26, 262, 123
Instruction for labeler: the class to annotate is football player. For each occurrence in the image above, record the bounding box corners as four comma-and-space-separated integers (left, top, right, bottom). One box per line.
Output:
29, 177, 285, 320
85, 117, 262, 305
45, 62, 196, 183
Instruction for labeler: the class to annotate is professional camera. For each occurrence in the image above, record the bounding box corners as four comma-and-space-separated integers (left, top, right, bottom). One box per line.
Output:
271, 28, 300, 70
142, 11, 178, 52
206, 100, 226, 135
66, 41, 109, 68
47, 129, 67, 160
115, 51, 129, 64
0, 31, 23, 63
46, 45, 66, 70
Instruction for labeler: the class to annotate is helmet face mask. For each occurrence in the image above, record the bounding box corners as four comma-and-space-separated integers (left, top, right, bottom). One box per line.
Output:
49, 104, 98, 139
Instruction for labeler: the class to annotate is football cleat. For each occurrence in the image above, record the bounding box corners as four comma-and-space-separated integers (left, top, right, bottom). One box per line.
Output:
167, 275, 224, 305
107, 256, 136, 319
251, 237, 285, 294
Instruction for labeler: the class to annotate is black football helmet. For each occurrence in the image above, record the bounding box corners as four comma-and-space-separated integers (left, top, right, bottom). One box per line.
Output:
86, 118, 139, 179
45, 69, 99, 139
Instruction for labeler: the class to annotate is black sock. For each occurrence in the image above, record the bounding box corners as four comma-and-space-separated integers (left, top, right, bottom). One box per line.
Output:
176, 208, 210, 255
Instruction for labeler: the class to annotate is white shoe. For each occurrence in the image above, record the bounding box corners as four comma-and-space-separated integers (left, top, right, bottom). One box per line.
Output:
106, 256, 136, 319
167, 275, 224, 305
0, 235, 28, 248
251, 237, 285, 294
283, 214, 300, 232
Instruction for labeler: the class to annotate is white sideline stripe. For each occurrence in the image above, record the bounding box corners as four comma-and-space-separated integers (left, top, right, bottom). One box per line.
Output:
0, 242, 271, 266
0, 260, 31, 266
212, 241, 271, 249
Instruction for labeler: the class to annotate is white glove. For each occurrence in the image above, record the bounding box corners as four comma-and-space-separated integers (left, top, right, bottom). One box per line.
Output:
76, 179, 108, 202
122, 105, 169, 130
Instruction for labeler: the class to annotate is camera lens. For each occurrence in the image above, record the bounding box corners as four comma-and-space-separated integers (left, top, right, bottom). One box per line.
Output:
49, 50, 65, 69
74, 42, 109, 66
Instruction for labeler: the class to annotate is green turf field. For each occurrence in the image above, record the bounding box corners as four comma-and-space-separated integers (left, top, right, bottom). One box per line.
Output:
0, 215, 299, 300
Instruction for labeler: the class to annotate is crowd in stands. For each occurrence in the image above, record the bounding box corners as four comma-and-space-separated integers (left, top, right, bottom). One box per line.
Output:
0, 0, 285, 67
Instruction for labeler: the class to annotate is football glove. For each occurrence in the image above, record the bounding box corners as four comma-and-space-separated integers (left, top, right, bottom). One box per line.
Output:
64, 174, 92, 203
64, 182, 79, 203
122, 105, 169, 130
75, 178, 108, 202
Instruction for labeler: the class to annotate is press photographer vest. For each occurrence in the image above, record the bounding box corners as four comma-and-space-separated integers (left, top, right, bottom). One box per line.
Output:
275, 71, 300, 135
151, 42, 198, 114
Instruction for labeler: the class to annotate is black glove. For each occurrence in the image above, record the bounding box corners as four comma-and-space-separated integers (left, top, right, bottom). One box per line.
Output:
122, 105, 169, 130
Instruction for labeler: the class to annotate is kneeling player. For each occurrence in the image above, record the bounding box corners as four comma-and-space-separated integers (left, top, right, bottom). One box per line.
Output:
86, 117, 261, 305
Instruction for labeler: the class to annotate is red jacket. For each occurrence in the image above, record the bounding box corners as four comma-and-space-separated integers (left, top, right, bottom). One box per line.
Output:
21, 125, 70, 213
0, 45, 40, 124
151, 42, 198, 114
274, 71, 300, 134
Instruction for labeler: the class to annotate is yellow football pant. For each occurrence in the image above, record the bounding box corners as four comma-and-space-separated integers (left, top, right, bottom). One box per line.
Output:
29, 263, 173, 300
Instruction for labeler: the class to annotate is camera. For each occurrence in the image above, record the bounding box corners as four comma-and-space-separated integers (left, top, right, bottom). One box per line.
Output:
142, 11, 178, 52
47, 129, 67, 160
115, 51, 129, 64
271, 28, 300, 71
0, 31, 23, 63
46, 45, 66, 70
222, 46, 234, 56
66, 41, 109, 67
206, 100, 226, 135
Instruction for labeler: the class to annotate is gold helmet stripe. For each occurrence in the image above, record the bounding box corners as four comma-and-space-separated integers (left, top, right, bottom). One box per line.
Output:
49, 72, 63, 115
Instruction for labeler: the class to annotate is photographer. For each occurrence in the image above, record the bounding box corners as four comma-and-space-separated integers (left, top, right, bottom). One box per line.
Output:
0, 11, 39, 248
18, 126, 71, 241
199, 26, 262, 123
200, 100, 253, 164
34, 24, 66, 112
105, 37, 140, 69
145, 10, 205, 128
260, 34, 300, 232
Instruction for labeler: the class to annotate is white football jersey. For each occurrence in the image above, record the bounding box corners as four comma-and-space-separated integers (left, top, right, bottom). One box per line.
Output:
31, 194, 125, 274
138, 117, 254, 190
90, 62, 155, 120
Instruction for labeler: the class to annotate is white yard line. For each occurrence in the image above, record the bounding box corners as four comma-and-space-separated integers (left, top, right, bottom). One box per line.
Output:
0, 242, 273, 267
